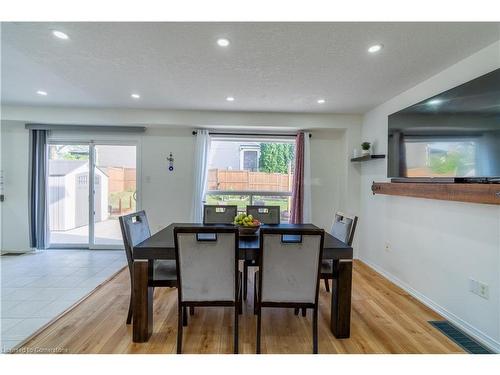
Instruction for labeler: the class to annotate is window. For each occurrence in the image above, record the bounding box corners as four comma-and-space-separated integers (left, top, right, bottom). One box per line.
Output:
206, 137, 295, 222
77, 175, 88, 185
239, 145, 260, 171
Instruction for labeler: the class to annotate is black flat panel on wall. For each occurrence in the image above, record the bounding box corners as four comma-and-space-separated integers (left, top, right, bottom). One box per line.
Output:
388, 68, 500, 179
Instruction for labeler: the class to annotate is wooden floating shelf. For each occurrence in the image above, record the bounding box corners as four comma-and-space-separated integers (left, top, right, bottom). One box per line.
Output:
350, 154, 386, 162
371, 182, 500, 205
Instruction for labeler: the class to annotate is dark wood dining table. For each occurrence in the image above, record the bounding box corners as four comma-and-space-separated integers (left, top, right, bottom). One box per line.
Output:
132, 223, 353, 343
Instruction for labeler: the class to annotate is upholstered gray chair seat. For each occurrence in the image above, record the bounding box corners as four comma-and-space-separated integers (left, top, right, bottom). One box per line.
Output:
260, 233, 322, 303
176, 232, 236, 302
321, 260, 333, 274
255, 228, 324, 354
154, 260, 177, 281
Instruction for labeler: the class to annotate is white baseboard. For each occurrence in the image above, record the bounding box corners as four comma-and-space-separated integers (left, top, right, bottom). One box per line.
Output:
358, 257, 500, 353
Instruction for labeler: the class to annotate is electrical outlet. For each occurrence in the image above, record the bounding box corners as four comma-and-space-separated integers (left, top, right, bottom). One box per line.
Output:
469, 278, 489, 300
384, 242, 391, 252
478, 283, 489, 299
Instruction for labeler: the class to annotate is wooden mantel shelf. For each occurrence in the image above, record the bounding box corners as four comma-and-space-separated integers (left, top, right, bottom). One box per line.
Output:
371, 182, 500, 205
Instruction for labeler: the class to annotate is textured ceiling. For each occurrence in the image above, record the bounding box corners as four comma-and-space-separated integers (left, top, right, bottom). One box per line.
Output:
1, 22, 499, 113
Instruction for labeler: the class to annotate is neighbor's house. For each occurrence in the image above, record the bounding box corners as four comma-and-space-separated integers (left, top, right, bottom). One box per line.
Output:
48, 160, 109, 231
207, 140, 293, 193
208, 141, 260, 171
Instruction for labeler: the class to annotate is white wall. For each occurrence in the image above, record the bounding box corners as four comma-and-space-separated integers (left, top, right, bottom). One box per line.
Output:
1, 120, 31, 251
0, 120, 3, 250
359, 41, 500, 351
0, 109, 361, 252
311, 129, 345, 229
2, 106, 361, 130
140, 127, 196, 232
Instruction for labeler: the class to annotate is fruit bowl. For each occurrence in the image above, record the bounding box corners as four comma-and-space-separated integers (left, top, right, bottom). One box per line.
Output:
236, 224, 261, 236
233, 213, 261, 236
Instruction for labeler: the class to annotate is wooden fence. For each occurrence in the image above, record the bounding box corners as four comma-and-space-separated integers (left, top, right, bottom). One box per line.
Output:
207, 169, 293, 192
106, 167, 136, 193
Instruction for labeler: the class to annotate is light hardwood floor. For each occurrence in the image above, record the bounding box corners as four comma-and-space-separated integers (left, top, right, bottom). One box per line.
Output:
16, 260, 464, 354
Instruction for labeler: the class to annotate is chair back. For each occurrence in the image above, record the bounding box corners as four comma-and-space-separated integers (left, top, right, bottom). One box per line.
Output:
174, 227, 239, 302
119, 211, 151, 268
330, 212, 358, 246
246, 206, 280, 224
259, 228, 324, 304
203, 205, 238, 224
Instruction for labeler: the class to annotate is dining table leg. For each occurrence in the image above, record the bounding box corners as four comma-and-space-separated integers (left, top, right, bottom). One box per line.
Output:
330, 259, 352, 339
133, 259, 153, 342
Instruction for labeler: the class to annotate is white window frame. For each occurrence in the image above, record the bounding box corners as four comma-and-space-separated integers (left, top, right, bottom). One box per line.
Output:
46, 135, 141, 250
206, 135, 295, 222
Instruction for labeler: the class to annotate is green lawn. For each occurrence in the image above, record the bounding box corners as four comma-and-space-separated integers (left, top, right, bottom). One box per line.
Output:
254, 196, 290, 212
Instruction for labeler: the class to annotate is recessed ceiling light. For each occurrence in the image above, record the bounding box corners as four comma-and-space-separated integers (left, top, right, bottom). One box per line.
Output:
226, 96, 235, 102
131, 93, 141, 99
52, 30, 69, 40
317, 99, 326, 104
427, 98, 443, 106
36, 90, 48, 96
217, 38, 230, 47
368, 44, 383, 53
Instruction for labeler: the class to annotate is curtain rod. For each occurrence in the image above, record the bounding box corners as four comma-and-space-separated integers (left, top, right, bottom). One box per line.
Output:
192, 131, 311, 138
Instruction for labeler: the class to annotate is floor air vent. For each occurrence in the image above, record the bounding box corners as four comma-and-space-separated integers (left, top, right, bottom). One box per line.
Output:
429, 321, 493, 354
1, 252, 25, 256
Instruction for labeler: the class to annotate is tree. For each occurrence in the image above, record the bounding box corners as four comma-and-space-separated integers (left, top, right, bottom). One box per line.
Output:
259, 143, 294, 174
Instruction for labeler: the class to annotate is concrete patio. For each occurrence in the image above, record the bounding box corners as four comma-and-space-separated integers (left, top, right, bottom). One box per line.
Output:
50, 219, 123, 246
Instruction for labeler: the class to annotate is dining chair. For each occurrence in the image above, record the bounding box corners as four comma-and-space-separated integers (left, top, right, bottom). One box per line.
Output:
119, 211, 191, 326
254, 227, 324, 354
246, 205, 281, 224
203, 205, 238, 224
174, 226, 242, 354
243, 206, 280, 300
320, 212, 358, 292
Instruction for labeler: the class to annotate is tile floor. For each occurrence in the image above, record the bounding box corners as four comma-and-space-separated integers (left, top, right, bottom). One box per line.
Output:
1, 250, 126, 352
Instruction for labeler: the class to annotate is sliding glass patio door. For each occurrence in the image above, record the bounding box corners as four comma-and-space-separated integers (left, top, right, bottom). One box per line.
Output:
92, 144, 137, 248
47, 142, 138, 249
47, 143, 91, 247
